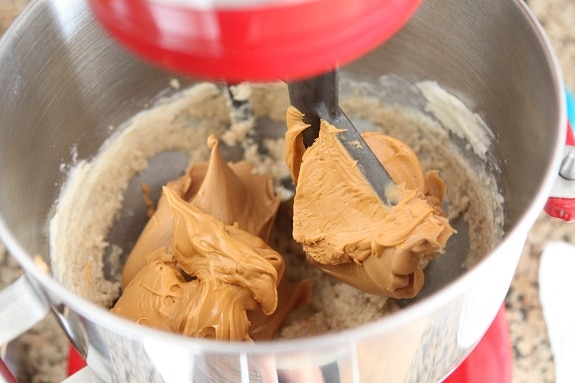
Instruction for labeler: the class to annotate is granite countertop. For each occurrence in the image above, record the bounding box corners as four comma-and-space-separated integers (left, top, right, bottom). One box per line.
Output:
1, 0, 575, 382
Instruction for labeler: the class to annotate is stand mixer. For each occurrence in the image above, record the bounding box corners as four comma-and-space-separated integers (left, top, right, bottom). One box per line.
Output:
0, 0, 570, 382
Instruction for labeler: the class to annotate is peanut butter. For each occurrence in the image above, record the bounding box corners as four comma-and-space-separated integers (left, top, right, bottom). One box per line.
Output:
111, 135, 311, 341
285, 106, 455, 299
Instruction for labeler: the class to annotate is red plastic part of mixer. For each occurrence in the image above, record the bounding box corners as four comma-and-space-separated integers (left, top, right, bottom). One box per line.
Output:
88, 0, 422, 82
544, 120, 575, 222
545, 197, 575, 223
67, 347, 86, 377
443, 305, 512, 383
0, 358, 18, 383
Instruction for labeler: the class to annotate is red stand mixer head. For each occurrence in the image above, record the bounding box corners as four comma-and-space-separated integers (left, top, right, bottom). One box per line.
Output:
88, 0, 422, 82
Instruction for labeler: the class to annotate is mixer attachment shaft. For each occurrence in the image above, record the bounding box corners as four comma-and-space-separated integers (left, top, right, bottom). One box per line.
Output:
287, 70, 396, 205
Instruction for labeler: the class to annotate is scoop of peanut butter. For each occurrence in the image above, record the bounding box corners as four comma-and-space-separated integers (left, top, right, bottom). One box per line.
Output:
111, 135, 311, 341
285, 106, 455, 299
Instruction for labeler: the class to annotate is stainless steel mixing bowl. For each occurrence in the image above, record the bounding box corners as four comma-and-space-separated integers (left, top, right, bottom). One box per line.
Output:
0, 0, 566, 382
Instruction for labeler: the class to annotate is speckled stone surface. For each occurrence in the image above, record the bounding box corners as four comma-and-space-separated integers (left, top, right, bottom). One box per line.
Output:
1, 0, 574, 382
